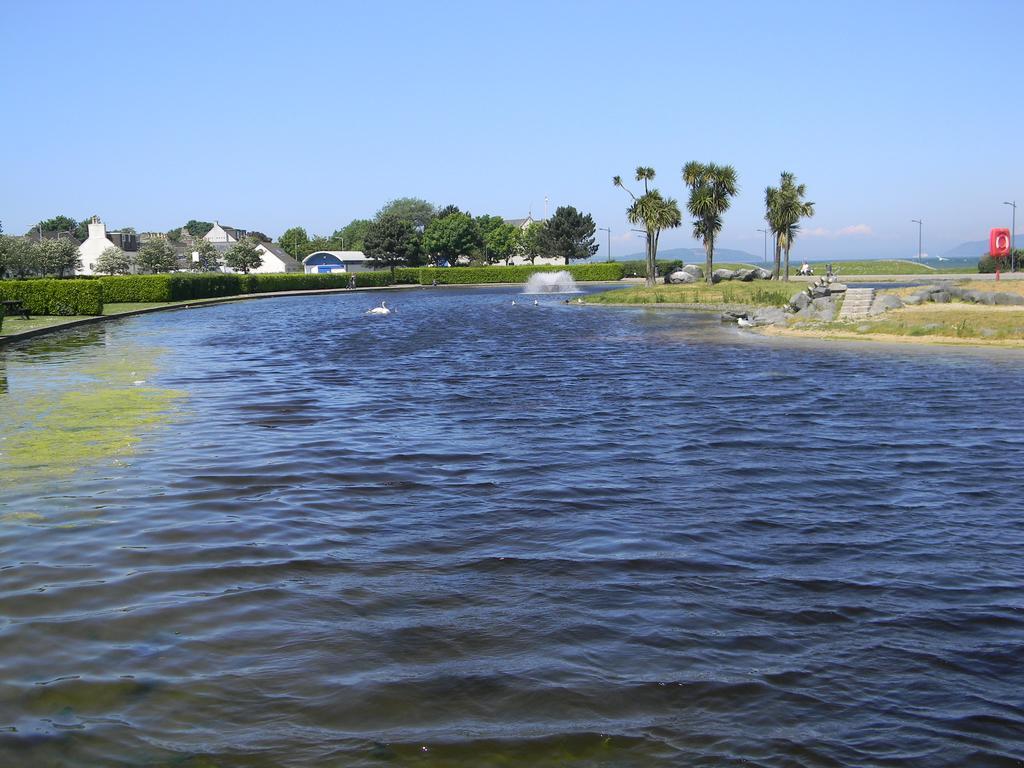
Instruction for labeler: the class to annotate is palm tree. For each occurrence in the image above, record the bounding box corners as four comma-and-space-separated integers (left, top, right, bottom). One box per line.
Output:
682, 162, 738, 284
765, 172, 814, 281
613, 167, 682, 288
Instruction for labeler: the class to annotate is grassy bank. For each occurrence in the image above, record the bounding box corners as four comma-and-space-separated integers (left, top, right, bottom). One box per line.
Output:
584, 281, 794, 307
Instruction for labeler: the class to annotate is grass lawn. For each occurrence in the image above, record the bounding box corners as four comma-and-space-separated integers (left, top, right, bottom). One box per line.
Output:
1, 302, 183, 338
803, 304, 1024, 341
0, 315, 93, 336
796, 259, 942, 275
585, 280, 796, 307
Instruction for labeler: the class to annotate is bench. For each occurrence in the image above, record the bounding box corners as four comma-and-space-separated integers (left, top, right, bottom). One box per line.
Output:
1, 300, 30, 320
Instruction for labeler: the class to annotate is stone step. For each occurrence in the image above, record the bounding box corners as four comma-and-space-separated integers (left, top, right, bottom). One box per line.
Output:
838, 288, 876, 320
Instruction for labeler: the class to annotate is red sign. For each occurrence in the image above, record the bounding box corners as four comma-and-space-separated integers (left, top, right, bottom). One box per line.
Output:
990, 227, 1011, 257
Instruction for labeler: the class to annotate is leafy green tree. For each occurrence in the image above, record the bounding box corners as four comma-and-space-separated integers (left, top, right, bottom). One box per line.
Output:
364, 215, 419, 276
32, 215, 77, 236
279, 226, 310, 258
614, 167, 682, 287
377, 198, 436, 230
514, 221, 546, 264
74, 216, 98, 241
485, 223, 521, 265
0, 237, 40, 278
94, 246, 135, 275
223, 237, 263, 274
332, 219, 372, 251
436, 204, 462, 219
188, 240, 221, 272
137, 239, 179, 273
540, 206, 599, 265
184, 220, 214, 238
38, 237, 81, 276
474, 214, 504, 262
166, 228, 183, 243
422, 212, 480, 266
765, 172, 815, 281
683, 161, 739, 283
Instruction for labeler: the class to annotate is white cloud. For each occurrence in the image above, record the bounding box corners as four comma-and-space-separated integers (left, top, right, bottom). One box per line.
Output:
804, 224, 873, 238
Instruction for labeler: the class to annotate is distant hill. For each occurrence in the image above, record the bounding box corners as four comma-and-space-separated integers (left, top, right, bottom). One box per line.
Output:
942, 234, 1024, 259
617, 246, 764, 264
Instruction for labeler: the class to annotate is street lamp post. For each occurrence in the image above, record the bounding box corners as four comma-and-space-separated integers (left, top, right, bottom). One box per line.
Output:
756, 228, 768, 264
911, 219, 922, 263
598, 227, 611, 262
1004, 201, 1016, 271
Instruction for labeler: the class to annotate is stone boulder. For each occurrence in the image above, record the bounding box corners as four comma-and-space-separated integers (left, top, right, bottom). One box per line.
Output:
811, 296, 837, 322
789, 291, 812, 311
993, 292, 1024, 305
734, 268, 756, 282
711, 269, 737, 284
754, 267, 773, 280
748, 307, 788, 326
682, 264, 705, 280
667, 270, 697, 284
868, 294, 904, 316
931, 291, 951, 303
827, 283, 848, 293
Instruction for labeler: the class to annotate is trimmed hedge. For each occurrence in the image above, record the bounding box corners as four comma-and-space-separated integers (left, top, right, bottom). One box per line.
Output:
0, 278, 104, 316
99, 274, 243, 302
1, 264, 628, 318
418, 263, 624, 285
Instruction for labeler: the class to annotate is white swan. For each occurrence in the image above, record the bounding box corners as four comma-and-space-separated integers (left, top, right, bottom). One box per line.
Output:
366, 300, 391, 316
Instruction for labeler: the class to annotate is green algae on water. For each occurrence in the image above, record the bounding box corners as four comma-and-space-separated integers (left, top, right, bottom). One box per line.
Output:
0, 346, 185, 488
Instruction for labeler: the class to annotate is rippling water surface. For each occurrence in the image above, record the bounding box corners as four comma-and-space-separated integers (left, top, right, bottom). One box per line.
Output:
2, 287, 1024, 767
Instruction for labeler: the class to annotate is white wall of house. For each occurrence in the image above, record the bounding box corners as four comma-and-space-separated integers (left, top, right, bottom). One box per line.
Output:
76, 218, 119, 276
252, 244, 290, 274
203, 223, 237, 243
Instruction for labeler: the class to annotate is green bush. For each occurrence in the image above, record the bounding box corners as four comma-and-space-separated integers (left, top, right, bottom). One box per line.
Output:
238, 272, 398, 293
0, 303, 4, 332
979, 255, 999, 273
99, 275, 175, 302
418, 263, 624, 285
618, 259, 683, 278
0, 278, 104, 316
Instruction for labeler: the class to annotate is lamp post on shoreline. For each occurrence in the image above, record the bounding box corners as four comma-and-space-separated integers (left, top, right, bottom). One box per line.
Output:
598, 226, 611, 262
1004, 201, 1016, 271
911, 219, 922, 263
757, 228, 768, 265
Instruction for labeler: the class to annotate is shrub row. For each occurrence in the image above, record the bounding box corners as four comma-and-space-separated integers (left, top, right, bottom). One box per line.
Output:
1, 264, 627, 318
618, 259, 685, 278
418, 262, 624, 285
0, 278, 105, 316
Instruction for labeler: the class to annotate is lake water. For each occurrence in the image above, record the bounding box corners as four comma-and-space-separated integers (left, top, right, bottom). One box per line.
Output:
2, 287, 1023, 767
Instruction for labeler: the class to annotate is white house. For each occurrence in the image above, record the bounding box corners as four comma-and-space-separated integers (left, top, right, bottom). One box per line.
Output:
203, 222, 247, 243
76, 217, 138, 275
302, 251, 372, 274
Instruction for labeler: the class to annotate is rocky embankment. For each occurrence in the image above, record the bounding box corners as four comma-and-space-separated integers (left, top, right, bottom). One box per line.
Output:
904, 284, 1024, 306
721, 274, 849, 327
666, 265, 773, 284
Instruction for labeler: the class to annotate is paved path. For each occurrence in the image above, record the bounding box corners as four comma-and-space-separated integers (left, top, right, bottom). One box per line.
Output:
838, 288, 876, 320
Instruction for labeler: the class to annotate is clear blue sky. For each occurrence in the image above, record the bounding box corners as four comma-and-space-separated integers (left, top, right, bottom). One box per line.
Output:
3, 0, 1022, 260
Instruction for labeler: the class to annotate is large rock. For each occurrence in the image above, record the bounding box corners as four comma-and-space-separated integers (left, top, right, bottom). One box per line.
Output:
711, 269, 737, 284
903, 293, 925, 305
667, 269, 697, 284
748, 307, 788, 326
734, 268, 756, 282
754, 267, 773, 280
682, 264, 704, 279
993, 292, 1024, 305
827, 283, 847, 293
868, 294, 904, 316
789, 291, 812, 311
931, 291, 951, 303
799, 296, 837, 322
